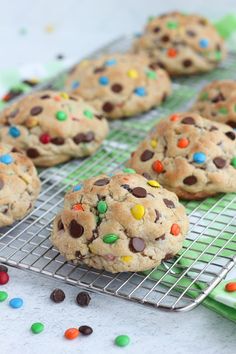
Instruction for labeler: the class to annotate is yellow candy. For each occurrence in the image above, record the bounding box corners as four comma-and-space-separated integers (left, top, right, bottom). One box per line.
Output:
150, 139, 157, 148
127, 69, 139, 79
147, 180, 160, 188
60, 92, 69, 99
121, 256, 133, 263
131, 204, 145, 220
26, 117, 38, 128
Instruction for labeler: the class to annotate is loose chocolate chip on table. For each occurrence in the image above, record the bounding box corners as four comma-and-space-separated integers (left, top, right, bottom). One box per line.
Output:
51, 137, 65, 145
111, 83, 123, 93
40, 94, 50, 99
132, 187, 147, 198
58, 219, 64, 231
183, 176, 197, 185
129, 237, 146, 252
102, 102, 114, 113
182, 59, 192, 67
0, 178, 4, 190
181, 116, 195, 125
140, 150, 154, 162
76, 291, 91, 307
0, 264, 8, 273
227, 121, 236, 129
50, 288, 65, 303
225, 131, 236, 140
79, 325, 93, 335
213, 157, 226, 169
154, 210, 160, 223
94, 178, 110, 186
30, 106, 43, 116
26, 148, 40, 159
163, 199, 175, 208
69, 220, 84, 238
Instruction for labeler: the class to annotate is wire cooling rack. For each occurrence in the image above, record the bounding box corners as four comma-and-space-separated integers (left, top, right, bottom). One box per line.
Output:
0, 36, 236, 311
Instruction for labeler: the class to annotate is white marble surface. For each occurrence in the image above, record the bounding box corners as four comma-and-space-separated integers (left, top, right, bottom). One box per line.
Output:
1, 1, 236, 353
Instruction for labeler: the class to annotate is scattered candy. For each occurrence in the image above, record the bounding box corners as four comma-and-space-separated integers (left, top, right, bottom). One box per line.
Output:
50, 288, 65, 303
115, 335, 130, 347
134, 87, 146, 97
76, 291, 91, 307
9, 297, 23, 309
9, 126, 21, 138
99, 76, 109, 85
171, 224, 180, 236
79, 325, 93, 335
147, 180, 160, 188
31, 322, 45, 334
0, 154, 14, 165
55, 111, 67, 121
152, 160, 164, 173
97, 200, 107, 214
131, 204, 145, 220
225, 282, 236, 292
167, 48, 178, 57
0, 271, 9, 285
64, 328, 79, 340
0, 291, 8, 302
103, 234, 119, 244
193, 152, 206, 164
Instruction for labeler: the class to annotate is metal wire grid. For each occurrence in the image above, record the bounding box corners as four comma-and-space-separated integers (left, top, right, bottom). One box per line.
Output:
0, 36, 236, 311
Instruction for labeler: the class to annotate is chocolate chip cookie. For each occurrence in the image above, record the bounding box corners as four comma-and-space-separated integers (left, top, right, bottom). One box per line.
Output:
133, 12, 226, 75
51, 171, 189, 273
65, 53, 171, 119
128, 113, 236, 199
0, 91, 109, 167
192, 80, 236, 128
0, 143, 41, 227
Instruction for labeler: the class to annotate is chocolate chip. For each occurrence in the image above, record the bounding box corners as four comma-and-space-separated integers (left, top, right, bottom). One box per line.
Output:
58, 219, 64, 231
69, 220, 84, 238
181, 116, 195, 125
186, 30, 196, 37
50, 288, 65, 303
79, 325, 93, 335
40, 94, 50, 99
163, 199, 175, 208
225, 131, 236, 140
211, 92, 225, 103
182, 59, 192, 67
209, 126, 218, 132
94, 178, 110, 186
162, 92, 167, 103
76, 291, 91, 307
216, 44, 221, 51
199, 19, 207, 25
8, 108, 19, 119
213, 157, 226, 169
102, 102, 114, 113
154, 210, 160, 223
161, 35, 170, 42
132, 187, 147, 198
30, 106, 43, 116
51, 137, 65, 145
140, 150, 154, 161
227, 121, 236, 129
111, 83, 123, 93
0, 178, 4, 190
129, 237, 145, 252
163, 253, 173, 261
84, 132, 95, 142
73, 132, 95, 144
95, 114, 103, 120
0, 264, 8, 272
142, 172, 151, 180
75, 250, 84, 259
94, 67, 105, 73
26, 148, 39, 158
153, 26, 161, 33
183, 176, 197, 185
69, 96, 78, 101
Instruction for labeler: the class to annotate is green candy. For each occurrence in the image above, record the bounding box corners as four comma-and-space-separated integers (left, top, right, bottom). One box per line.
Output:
84, 109, 94, 119
218, 107, 228, 114
31, 322, 45, 334
215, 51, 222, 61
103, 234, 119, 244
231, 157, 236, 168
167, 21, 178, 29
146, 70, 157, 79
123, 168, 136, 174
97, 200, 107, 214
115, 335, 130, 347
56, 111, 67, 121
0, 291, 8, 302
199, 92, 209, 101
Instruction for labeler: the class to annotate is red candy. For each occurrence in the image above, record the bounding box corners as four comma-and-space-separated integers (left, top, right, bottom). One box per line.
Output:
0, 271, 9, 285
177, 138, 189, 148
225, 282, 236, 292
171, 224, 180, 236
170, 114, 179, 122
72, 204, 84, 211
40, 133, 51, 144
152, 160, 164, 173
167, 48, 178, 58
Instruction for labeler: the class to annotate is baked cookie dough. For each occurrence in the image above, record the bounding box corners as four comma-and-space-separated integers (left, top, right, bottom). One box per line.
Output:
192, 80, 236, 128
128, 113, 236, 200
0, 143, 41, 227
0, 91, 109, 167
65, 53, 171, 119
51, 171, 189, 273
133, 12, 226, 75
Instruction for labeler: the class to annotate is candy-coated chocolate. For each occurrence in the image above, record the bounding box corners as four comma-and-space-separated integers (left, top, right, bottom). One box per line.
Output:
97, 200, 108, 214
31, 322, 45, 334
9, 297, 23, 309
127, 69, 138, 79
0, 291, 8, 302
152, 160, 164, 173
103, 234, 119, 244
73, 184, 83, 192
0, 154, 14, 165
193, 152, 206, 164
64, 328, 79, 340
171, 224, 180, 236
147, 180, 160, 188
131, 204, 145, 220
83, 109, 94, 119
99, 76, 109, 85
123, 168, 136, 174
9, 126, 21, 138
55, 111, 67, 121
0, 271, 9, 285
115, 335, 130, 347
225, 282, 236, 292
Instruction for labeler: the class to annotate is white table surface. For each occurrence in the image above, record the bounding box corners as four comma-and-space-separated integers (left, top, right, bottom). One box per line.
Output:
0, 1, 236, 353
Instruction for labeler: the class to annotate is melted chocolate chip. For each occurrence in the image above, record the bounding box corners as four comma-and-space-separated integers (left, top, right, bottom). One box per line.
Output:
58, 219, 64, 231
51, 137, 65, 145
183, 175, 197, 185
227, 121, 236, 129
142, 172, 151, 180
0, 178, 4, 190
209, 126, 218, 132
199, 19, 207, 26
211, 92, 225, 103
102, 102, 114, 113
161, 35, 170, 42
94, 67, 105, 74
225, 131, 236, 140
73, 132, 95, 144
40, 94, 50, 99
186, 30, 196, 37
182, 59, 193, 68
69, 220, 84, 238
163, 198, 175, 208
94, 178, 110, 186
69, 96, 78, 101
129, 237, 146, 252
132, 187, 147, 198
75, 250, 84, 259
50, 289, 65, 303
8, 108, 19, 119
140, 150, 154, 162
153, 26, 161, 33
154, 210, 160, 223
213, 157, 226, 169
181, 116, 195, 125
111, 83, 123, 93
162, 92, 167, 103
30, 106, 43, 116
26, 148, 39, 158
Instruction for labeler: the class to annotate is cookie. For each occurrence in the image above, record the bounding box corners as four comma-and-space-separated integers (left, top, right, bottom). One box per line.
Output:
133, 12, 226, 75
192, 80, 236, 129
0, 143, 41, 227
65, 53, 171, 119
0, 91, 109, 167
128, 113, 236, 199
51, 171, 189, 273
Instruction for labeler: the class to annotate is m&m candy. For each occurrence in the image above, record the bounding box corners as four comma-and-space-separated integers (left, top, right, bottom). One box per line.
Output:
115, 335, 130, 347
0, 154, 14, 165
225, 282, 236, 292
31, 322, 45, 334
0, 271, 9, 285
9, 126, 21, 138
64, 328, 80, 340
9, 297, 23, 309
193, 152, 206, 164
0, 291, 8, 302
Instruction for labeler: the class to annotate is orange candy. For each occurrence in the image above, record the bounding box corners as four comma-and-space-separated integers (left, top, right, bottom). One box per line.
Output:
152, 160, 164, 173
64, 328, 80, 340
177, 138, 189, 148
170, 114, 179, 122
171, 224, 180, 236
72, 204, 84, 211
167, 48, 178, 57
54, 96, 61, 102
225, 282, 236, 292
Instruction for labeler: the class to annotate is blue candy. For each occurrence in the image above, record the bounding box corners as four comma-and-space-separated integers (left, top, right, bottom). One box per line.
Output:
73, 184, 83, 192
0, 154, 14, 165
98, 76, 109, 85
193, 152, 206, 164
104, 59, 117, 66
199, 38, 209, 48
134, 87, 147, 97
9, 126, 21, 138
71, 81, 80, 89
9, 298, 23, 309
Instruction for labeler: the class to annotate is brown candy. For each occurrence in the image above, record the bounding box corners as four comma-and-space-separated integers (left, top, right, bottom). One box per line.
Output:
50, 288, 65, 303
76, 291, 91, 307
